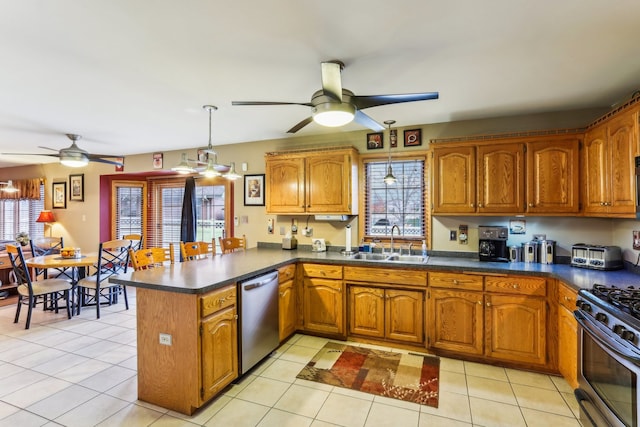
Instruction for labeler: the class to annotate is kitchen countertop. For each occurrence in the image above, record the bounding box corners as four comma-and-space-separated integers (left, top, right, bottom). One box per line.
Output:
110, 247, 640, 294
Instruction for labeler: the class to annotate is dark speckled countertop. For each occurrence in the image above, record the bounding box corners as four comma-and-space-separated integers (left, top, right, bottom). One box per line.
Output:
109, 247, 640, 294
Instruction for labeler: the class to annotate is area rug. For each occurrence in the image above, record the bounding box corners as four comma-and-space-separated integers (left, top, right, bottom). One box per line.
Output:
296, 342, 439, 407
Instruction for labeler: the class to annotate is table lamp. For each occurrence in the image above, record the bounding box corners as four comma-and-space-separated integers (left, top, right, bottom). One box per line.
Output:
36, 210, 56, 237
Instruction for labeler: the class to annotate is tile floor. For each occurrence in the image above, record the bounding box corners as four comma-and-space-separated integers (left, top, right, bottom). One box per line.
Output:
0, 288, 583, 426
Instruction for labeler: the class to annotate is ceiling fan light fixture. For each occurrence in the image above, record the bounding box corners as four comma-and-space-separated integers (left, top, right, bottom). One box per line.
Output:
172, 153, 196, 174
60, 154, 89, 168
312, 102, 355, 127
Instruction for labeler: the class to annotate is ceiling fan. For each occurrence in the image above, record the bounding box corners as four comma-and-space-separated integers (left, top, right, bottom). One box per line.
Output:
2, 133, 124, 167
232, 60, 439, 133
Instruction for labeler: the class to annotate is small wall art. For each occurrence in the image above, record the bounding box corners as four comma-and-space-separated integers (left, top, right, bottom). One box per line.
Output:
153, 153, 163, 169
115, 157, 124, 172
244, 174, 265, 206
52, 181, 66, 209
69, 173, 84, 202
367, 132, 384, 149
404, 129, 422, 147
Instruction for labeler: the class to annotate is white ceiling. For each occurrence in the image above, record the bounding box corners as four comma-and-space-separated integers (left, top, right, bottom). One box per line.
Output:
1, 0, 640, 168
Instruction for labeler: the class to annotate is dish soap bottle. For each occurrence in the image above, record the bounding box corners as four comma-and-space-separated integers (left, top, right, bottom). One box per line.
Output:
422, 240, 427, 257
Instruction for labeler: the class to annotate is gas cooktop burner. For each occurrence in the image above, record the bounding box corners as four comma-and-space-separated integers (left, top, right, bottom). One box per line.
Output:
588, 283, 640, 321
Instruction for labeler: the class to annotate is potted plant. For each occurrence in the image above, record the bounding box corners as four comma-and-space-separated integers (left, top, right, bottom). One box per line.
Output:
15, 231, 30, 246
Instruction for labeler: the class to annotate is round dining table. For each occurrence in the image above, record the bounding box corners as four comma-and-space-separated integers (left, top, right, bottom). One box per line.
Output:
25, 253, 98, 315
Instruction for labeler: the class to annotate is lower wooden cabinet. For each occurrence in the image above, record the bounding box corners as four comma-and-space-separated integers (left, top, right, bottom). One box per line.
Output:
349, 286, 424, 344
201, 305, 238, 401
428, 272, 549, 367
558, 281, 579, 389
278, 279, 296, 341
302, 264, 344, 336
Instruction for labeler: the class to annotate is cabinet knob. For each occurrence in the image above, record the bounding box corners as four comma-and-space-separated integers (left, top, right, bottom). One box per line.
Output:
453, 279, 459, 285
478, 203, 483, 208
470, 203, 475, 208
338, 287, 342, 292
528, 203, 534, 207
512, 284, 519, 289
279, 292, 284, 297
600, 202, 606, 206
477, 301, 482, 305
486, 302, 491, 307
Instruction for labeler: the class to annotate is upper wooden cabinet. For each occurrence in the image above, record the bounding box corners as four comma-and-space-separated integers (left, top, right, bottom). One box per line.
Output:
265, 147, 358, 215
583, 107, 639, 216
433, 136, 576, 215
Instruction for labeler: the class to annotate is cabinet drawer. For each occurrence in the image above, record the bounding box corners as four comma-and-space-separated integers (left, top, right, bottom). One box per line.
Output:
201, 284, 237, 318
558, 282, 578, 311
302, 264, 343, 279
344, 266, 427, 286
429, 272, 483, 291
278, 264, 296, 283
485, 275, 546, 296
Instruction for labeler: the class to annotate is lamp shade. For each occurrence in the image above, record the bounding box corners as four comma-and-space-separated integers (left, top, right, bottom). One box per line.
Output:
36, 210, 55, 223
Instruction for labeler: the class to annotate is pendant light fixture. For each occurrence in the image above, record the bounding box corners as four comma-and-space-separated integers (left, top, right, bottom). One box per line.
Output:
223, 162, 241, 180
171, 153, 196, 174
383, 120, 397, 185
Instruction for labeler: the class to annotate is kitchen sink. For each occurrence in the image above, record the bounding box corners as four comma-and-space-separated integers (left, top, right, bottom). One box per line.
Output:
349, 253, 428, 264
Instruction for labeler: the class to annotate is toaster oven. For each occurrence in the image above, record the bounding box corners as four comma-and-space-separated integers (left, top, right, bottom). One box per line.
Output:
571, 244, 623, 270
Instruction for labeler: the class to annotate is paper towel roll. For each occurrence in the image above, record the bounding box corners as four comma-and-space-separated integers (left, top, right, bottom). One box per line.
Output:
345, 225, 352, 252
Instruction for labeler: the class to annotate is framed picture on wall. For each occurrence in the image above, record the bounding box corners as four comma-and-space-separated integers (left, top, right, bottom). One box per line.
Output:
52, 181, 66, 209
404, 129, 422, 146
366, 132, 384, 149
244, 174, 265, 206
69, 174, 84, 202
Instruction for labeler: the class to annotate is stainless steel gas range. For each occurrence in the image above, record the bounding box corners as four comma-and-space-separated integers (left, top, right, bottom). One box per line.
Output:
574, 284, 640, 427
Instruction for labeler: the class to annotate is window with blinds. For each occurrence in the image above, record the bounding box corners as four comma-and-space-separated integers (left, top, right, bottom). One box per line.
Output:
113, 181, 146, 241
0, 184, 44, 241
364, 158, 425, 239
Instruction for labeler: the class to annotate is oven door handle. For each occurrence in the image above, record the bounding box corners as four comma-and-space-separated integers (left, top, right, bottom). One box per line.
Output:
574, 310, 640, 364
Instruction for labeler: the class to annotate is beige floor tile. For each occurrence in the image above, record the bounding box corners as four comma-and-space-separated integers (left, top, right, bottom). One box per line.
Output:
104, 376, 138, 402
316, 393, 372, 427
364, 401, 419, 427
439, 357, 465, 374
295, 335, 330, 349
150, 413, 202, 426
10, 347, 66, 369
331, 385, 375, 401
280, 344, 323, 364
418, 413, 472, 427
561, 391, 581, 418
274, 383, 330, 418
204, 398, 270, 427
293, 378, 335, 392
551, 376, 575, 393
0, 400, 20, 419
258, 408, 313, 427
30, 352, 89, 375
372, 395, 421, 412
467, 375, 517, 405
35, 329, 82, 348
52, 334, 101, 352
26, 384, 99, 420
464, 361, 508, 381
2, 376, 71, 408
260, 358, 305, 383
420, 390, 472, 423
95, 343, 137, 364
0, 368, 47, 397
251, 356, 276, 376
272, 342, 292, 358
96, 403, 165, 426
469, 397, 526, 426
168, 394, 232, 425
73, 338, 124, 358
236, 376, 291, 407
118, 354, 138, 370
310, 421, 341, 427
0, 362, 25, 380
520, 407, 582, 427
54, 393, 130, 427
224, 373, 256, 397
512, 383, 574, 417
0, 341, 47, 363
78, 364, 136, 392
506, 368, 556, 390
0, 409, 49, 426
438, 370, 468, 395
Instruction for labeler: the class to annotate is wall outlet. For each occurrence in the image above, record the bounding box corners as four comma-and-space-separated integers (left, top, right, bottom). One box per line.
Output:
302, 227, 313, 237
449, 230, 457, 241
459, 225, 468, 244
159, 333, 172, 346
267, 218, 273, 234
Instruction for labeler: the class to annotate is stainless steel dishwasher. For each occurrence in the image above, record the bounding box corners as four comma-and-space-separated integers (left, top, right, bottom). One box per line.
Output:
238, 270, 279, 375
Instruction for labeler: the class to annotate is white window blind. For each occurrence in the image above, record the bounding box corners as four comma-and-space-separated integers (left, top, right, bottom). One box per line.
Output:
0, 184, 44, 241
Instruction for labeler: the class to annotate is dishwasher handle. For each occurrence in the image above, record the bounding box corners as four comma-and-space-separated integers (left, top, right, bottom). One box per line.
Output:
242, 271, 278, 291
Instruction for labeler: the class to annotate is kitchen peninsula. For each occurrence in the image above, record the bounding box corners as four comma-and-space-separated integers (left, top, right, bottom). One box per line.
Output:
111, 247, 640, 415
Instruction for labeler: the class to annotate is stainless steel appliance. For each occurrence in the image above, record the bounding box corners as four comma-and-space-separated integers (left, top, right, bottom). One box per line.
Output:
539, 240, 555, 264
239, 270, 279, 375
571, 244, 624, 270
509, 245, 522, 262
574, 284, 640, 427
522, 241, 539, 263
478, 226, 508, 262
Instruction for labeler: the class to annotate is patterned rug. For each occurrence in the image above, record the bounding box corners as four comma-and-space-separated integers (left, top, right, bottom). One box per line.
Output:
296, 342, 439, 407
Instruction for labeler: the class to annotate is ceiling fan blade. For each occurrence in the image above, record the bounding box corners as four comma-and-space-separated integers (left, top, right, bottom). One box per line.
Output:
232, 101, 312, 107
287, 116, 314, 134
89, 157, 124, 166
37, 146, 61, 152
353, 110, 385, 132
1, 152, 60, 158
352, 92, 439, 110
321, 61, 343, 102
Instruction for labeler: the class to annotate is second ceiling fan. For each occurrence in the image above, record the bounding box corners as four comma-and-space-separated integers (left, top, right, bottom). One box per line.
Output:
232, 60, 439, 133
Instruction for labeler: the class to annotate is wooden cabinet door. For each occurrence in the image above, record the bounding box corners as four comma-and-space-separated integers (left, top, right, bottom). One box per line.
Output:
306, 153, 352, 213
477, 143, 525, 213
583, 125, 609, 214
303, 277, 344, 335
428, 288, 483, 355
433, 146, 476, 213
201, 306, 238, 402
526, 139, 580, 213
349, 286, 385, 338
278, 279, 296, 341
558, 304, 578, 389
607, 111, 638, 214
266, 157, 305, 213
386, 289, 424, 344
485, 294, 546, 365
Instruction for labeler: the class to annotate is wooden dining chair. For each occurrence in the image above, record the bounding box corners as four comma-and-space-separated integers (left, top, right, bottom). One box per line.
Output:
29, 236, 74, 281
6, 244, 72, 329
180, 241, 211, 261
123, 233, 143, 251
129, 244, 175, 270
77, 239, 131, 319
219, 235, 246, 254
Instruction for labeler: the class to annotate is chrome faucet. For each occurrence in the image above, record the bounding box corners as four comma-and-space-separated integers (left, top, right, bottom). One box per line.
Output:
390, 224, 400, 254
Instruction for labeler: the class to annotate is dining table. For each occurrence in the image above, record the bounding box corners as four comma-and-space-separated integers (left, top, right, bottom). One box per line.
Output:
25, 253, 98, 315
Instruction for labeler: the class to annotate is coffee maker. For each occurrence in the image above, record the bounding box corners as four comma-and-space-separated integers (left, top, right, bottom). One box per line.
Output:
478, 226, 509, 262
